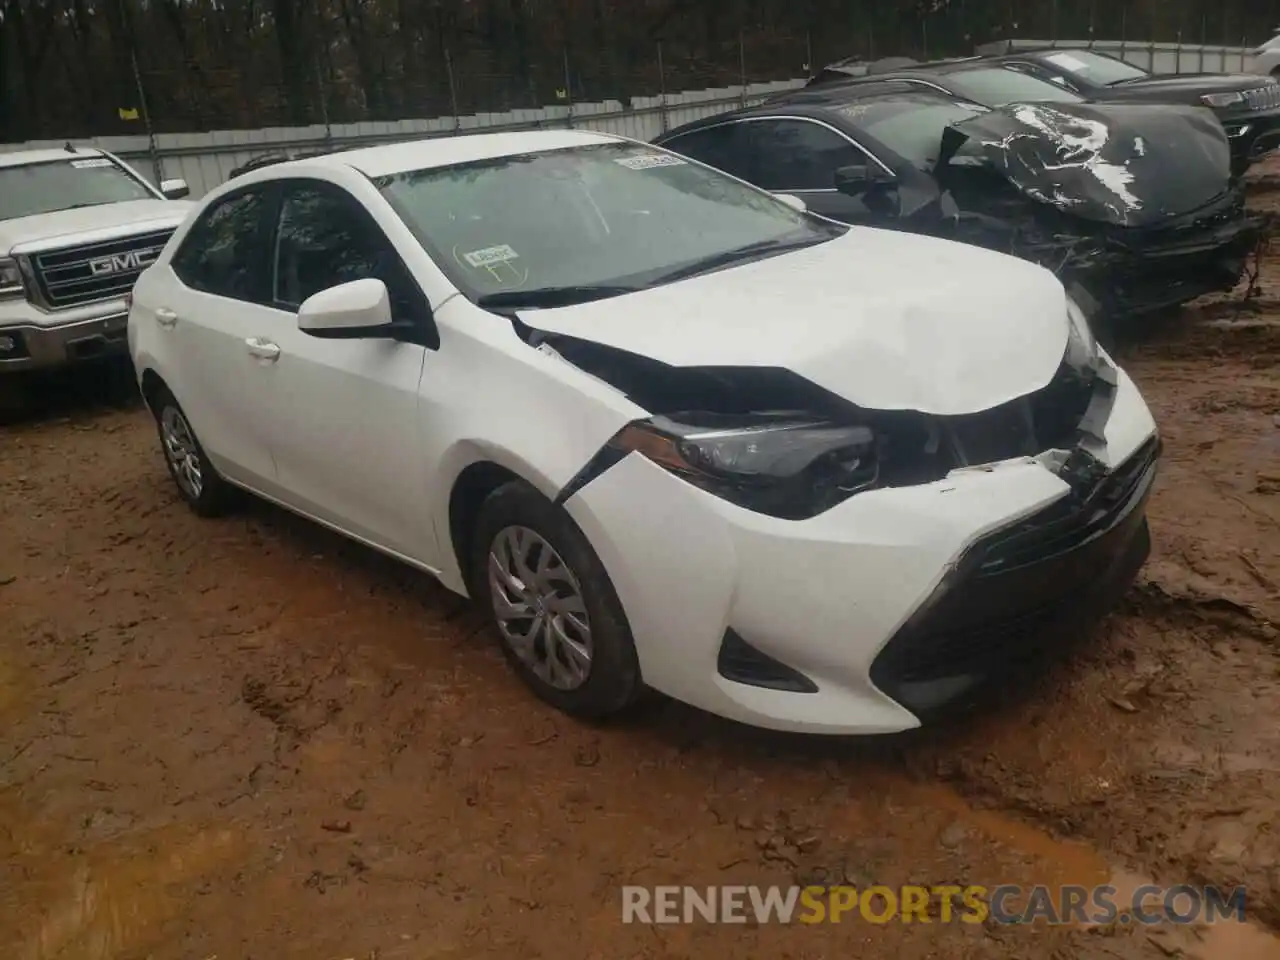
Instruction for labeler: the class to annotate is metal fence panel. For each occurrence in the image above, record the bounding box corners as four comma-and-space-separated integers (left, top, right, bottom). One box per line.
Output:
0, 79, 806, 198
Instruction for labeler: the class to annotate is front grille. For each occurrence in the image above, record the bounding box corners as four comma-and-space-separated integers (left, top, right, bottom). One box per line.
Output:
1244, 84, 1280, 111
28, 229, 174, 309
872, 361, 1102, 489
868, 436, 1159, 713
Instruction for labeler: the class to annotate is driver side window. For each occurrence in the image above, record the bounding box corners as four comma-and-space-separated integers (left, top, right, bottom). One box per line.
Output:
743, 119, 868, 192
272, 182, 426, 325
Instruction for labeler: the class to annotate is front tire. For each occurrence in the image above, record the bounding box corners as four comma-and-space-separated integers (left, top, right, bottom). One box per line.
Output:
151, 388, 233, 517
470, 480, 643, 720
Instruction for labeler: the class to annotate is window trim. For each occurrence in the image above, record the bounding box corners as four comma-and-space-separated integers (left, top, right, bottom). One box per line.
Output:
663, 114, 893, 194
169, 182, 281, 306
268, 176, 438, 348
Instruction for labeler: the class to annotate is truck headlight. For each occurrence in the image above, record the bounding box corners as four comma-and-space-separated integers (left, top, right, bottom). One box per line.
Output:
0, 258, 23, 300
1201, 91, 1245, 108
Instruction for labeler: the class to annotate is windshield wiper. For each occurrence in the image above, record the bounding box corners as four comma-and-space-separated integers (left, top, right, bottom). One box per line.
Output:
476, 284, 641, 309
647, 236, 827, 285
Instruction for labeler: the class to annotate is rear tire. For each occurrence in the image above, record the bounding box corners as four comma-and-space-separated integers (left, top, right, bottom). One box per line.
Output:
151, 387, 233, 517
470, 479, 643, 720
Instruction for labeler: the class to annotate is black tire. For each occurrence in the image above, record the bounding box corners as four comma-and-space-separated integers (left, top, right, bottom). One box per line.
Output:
151, 387, 234, 517
470, 479, 643, 720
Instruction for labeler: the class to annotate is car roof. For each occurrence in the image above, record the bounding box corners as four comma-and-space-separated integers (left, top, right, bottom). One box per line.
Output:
661, 83, 964, 138
278, 129, 623, 180
0, 146, 106, 168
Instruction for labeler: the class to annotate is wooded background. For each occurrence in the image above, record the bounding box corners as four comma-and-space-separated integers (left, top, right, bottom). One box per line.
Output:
3, 0, 1280, 142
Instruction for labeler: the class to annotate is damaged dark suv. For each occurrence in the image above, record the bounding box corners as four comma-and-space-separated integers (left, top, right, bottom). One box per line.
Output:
654, 84, 1260, 320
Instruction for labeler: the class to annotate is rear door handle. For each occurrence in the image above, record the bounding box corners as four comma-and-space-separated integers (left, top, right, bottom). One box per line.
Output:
155, 307, 178, 328
244, 337, 280, 362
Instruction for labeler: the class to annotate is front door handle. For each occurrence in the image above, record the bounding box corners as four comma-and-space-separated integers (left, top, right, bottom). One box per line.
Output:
245, 337, 281, 362
155, 307, 178, 328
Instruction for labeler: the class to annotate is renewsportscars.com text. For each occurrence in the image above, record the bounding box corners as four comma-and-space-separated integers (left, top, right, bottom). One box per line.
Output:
621, 884, 1248, 926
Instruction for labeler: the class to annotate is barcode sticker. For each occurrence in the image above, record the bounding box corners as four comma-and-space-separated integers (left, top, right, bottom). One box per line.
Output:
614, 154, 687, 170
462, 244, 519, 267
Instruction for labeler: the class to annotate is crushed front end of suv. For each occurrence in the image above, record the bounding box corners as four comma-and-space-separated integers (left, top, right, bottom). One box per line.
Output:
654, 86, 1259, 320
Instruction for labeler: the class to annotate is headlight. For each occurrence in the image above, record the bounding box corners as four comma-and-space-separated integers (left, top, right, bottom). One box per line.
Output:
0, 258, 23, 300
1064, 295, 1098, 370
1201, 91, 1245, 108
604, 412, 879, 519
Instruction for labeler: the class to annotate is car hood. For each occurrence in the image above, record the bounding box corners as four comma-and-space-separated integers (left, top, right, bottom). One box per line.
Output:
941, 100, 1231, 228
0, 199, 193, 254
518, 227, 1070, 417
1104, 72, 1274, 97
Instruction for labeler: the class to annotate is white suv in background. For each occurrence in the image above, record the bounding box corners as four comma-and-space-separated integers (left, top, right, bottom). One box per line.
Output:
1248, 29, 1280, 76
0, 147, 192, 373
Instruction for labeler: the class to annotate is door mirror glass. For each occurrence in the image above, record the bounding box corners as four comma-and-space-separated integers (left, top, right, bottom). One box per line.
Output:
298, 278, 396, 338
773, 192, 808, 212
160, 178, 190, 199
834, 163, 896, 196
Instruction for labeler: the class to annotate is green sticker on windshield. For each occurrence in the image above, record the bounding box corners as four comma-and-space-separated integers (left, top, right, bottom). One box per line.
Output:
462, 244, 519, 267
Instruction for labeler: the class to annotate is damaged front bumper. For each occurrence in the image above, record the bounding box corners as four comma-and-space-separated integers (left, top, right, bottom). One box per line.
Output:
560, 357, 1159, 734
1036, 207, 1260, 318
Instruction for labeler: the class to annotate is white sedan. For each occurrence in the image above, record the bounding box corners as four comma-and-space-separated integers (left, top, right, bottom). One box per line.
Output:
128, 129, 1159, 734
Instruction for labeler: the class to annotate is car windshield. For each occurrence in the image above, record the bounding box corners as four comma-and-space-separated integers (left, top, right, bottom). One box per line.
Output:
1038, 50, 1149, 85
839, 98, 989, 170
0, 157, 154, 220
376, 141, 840, 304
948, 67, 1085, 105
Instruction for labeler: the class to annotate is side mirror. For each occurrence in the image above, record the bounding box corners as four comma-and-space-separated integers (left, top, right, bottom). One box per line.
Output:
298, 278, 400, 339
773, 193, 808, 213
834, 163, 897, 196
160, 178, 190, 199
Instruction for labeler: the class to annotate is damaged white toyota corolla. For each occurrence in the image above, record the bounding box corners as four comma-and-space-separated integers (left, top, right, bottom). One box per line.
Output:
129, 130, 1160, 734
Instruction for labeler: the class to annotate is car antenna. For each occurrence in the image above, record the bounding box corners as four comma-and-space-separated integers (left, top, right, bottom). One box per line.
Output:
64, 141, 77, 153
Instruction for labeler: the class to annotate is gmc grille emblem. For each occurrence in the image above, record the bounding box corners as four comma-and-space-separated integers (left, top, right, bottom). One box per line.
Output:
88, 248, 160, 276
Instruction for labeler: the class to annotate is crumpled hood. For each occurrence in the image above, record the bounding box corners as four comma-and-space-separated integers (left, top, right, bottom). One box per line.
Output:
520, 227, 1070, 416
1, 199, 193, 254
941, 101, 1232, 228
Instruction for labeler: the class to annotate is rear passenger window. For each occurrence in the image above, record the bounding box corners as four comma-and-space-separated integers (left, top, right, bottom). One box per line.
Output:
660, 124, 756, 182
171, 189, 273, 303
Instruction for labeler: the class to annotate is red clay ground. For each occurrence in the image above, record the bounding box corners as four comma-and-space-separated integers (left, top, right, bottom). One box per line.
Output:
1, 183, 1278, 960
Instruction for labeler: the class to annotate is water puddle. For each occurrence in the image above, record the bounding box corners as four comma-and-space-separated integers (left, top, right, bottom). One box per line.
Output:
899, 779, 1280, 960
11, 823, 244, 960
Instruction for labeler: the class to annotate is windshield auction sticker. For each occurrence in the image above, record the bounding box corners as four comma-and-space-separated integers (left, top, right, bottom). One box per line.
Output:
462, 244, 519, 268
614, 154, 687, 170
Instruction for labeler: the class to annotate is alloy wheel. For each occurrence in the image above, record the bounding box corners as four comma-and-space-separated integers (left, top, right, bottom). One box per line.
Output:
487, 525, 593, 691
160, 405, 204, 500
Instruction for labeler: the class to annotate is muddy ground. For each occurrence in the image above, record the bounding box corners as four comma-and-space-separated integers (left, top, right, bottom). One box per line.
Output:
1, 186, 1279, 960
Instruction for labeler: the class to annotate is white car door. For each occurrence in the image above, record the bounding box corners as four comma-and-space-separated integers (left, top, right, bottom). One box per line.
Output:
252, 178, 436, 561
156, 184, 281, 491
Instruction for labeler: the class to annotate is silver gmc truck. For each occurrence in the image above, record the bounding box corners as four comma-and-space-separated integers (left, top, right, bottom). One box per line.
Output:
0, 146, 193, 373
